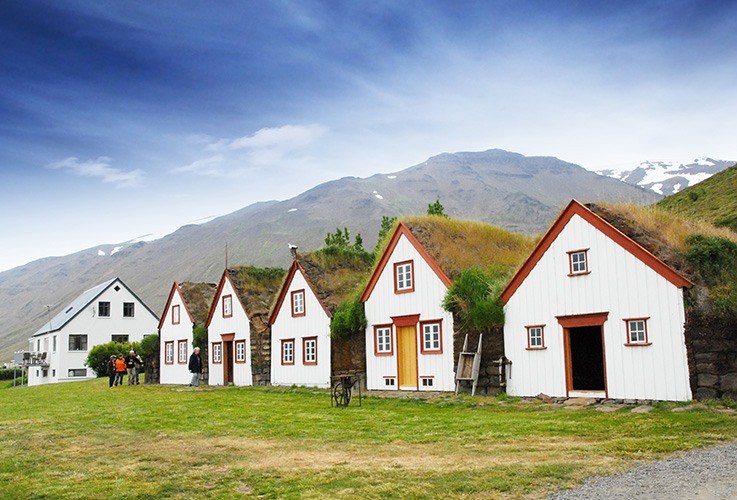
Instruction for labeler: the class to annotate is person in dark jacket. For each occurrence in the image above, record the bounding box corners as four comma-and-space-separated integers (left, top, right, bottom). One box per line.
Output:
188, 347, 202, 387
106, 355, 116, 388
124, 350, 142, 385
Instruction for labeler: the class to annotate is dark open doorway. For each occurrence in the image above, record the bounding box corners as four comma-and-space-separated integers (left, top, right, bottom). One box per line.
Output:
223, 341, 234, 385
567, 326, 605, 392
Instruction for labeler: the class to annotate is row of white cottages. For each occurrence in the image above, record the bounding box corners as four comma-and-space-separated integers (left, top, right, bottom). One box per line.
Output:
29, 200, 695, 401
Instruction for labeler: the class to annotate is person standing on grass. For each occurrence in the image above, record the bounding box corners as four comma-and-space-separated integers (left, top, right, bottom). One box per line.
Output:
106, 355, 117, 388
133, 351, 144, 385
188, 346, 202, 387
124, 350, 141, 385
114, 354, 126, 386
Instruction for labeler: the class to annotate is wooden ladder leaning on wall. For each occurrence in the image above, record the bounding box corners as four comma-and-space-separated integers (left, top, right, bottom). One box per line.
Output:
455, 333, 482, 396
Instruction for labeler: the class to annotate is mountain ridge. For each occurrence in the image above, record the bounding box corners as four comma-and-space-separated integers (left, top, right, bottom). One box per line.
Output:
0, 149, 659, 361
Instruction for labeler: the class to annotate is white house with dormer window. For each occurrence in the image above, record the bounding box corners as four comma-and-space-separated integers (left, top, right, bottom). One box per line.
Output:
27, 277, 159, 386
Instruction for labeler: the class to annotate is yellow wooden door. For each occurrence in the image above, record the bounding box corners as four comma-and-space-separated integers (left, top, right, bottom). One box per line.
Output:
397, 325, 418, 389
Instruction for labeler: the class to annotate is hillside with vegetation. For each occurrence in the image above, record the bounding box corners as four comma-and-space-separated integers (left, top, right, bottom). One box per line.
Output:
657, 163, 737, 232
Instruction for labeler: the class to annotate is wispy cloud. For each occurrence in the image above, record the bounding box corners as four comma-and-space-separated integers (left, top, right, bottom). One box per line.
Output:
176, 123, 328, 176
47, 157, 145, 187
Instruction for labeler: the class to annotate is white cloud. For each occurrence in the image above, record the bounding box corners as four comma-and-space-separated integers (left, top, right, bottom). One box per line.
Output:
47, 157, 144, 187
177, 123, 328, 176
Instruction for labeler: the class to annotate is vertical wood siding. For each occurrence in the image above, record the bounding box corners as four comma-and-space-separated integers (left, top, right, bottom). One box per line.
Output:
504, 214, 692, 401
364, 235, 455, 391
159, 287, 194, 385
271, 269, 332, 388
208, 278, 252, 386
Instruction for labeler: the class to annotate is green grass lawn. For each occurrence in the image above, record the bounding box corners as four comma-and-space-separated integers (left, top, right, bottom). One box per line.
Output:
1, 380, 736, 498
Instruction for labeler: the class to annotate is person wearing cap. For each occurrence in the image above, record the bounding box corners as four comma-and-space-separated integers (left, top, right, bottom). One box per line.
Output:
106, 355, 117, 388
188, 346, 203, 387
124, 350, 142, 385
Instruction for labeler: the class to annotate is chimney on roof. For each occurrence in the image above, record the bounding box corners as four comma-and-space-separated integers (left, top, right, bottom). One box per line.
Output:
288, 244, 298, 260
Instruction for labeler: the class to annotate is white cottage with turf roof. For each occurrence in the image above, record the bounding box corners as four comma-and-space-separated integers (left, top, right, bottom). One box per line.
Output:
359, 217, 533, 393
158, 281, 216, 385
206, 270, 253, 386
27, 277, 159, 386
268, 259, 332, 388
501, 200, 694, 401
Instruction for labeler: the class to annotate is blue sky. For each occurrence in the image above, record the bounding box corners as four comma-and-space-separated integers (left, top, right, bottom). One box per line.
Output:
1, 0, 736, 272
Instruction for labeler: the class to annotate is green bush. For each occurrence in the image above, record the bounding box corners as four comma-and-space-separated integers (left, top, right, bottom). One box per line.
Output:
138, 334, 159, 359
330, 293, 367, 339
443, 267, 507, 330
686, 234, 737, 315
0, 368, 21, 381
85, 341, 140, 377
193, 325, 208, 350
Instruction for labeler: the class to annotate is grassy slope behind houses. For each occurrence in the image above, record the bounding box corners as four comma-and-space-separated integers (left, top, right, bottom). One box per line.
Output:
657, 163, 737, 233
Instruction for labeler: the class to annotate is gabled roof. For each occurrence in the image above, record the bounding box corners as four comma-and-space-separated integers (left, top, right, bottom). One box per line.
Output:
33, 277, 159, 337
268, 251, 372, 325
205, 267, 286, 328
157, 281, 217, 330
268, 260, 330, 325
361, 217, 535, 302
500, 200, 693, 305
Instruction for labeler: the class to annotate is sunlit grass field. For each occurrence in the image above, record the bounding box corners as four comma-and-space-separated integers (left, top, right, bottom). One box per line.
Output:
2, 379, 736, 498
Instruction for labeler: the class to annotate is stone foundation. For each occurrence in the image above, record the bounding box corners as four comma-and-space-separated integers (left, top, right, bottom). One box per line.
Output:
452, 325, 505, 395
250, 313, 271, 386
684, 293, 737, 400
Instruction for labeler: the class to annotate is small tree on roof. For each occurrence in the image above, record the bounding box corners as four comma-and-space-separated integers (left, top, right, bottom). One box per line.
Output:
427, 199, 448, 217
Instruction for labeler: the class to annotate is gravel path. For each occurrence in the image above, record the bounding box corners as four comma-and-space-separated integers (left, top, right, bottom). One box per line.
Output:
551, 441, 737, 499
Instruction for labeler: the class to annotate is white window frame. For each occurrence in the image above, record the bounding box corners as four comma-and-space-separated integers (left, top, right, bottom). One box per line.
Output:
375, 326, 392, 355
68, 334, 88, 351
178, 340, 188, 364
568, 249, 589, 275
235, 340, 246, 363
303, 337, 317, 365
527, 325, 545, 349
394, 261, 414, 292
420, 321, 442, 354
164, 341, 174, 364
292, 290, 305, 316
625, 318, 650, 345
281, 339, 294, 365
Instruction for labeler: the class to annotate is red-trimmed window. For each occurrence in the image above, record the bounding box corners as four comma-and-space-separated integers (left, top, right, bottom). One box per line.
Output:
164, 341, 174, 364
235, 340, 246, 363
394, 260, 414, 293
374, 325, 393, 356
420, 376, 434, 387
172, 304, 180, 325
178, 340, 188, 363
526, 325, 546, 350
625, 318, 651, 346
420, 321, 442, 354
222, 295, 233, 318
212, 342, 222, 364
281, 339, 295, 365
567, 249, 589, 276
383, 376, 396, 387
291, 290, 305, 317
303, 337, 317, 365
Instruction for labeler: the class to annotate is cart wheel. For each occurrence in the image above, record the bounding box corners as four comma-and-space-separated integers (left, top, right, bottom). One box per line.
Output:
333, 381, 347, 406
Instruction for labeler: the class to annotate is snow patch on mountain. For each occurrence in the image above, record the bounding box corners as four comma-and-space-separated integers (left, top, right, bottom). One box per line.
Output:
597, 157, 734, 196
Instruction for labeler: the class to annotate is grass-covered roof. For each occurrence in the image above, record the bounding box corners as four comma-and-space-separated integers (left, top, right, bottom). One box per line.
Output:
589, 202, 737, 283
284, 249, 373, 315
228, 266, 287, 317
179, 282, 218, 326
400, 215, 537, 281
